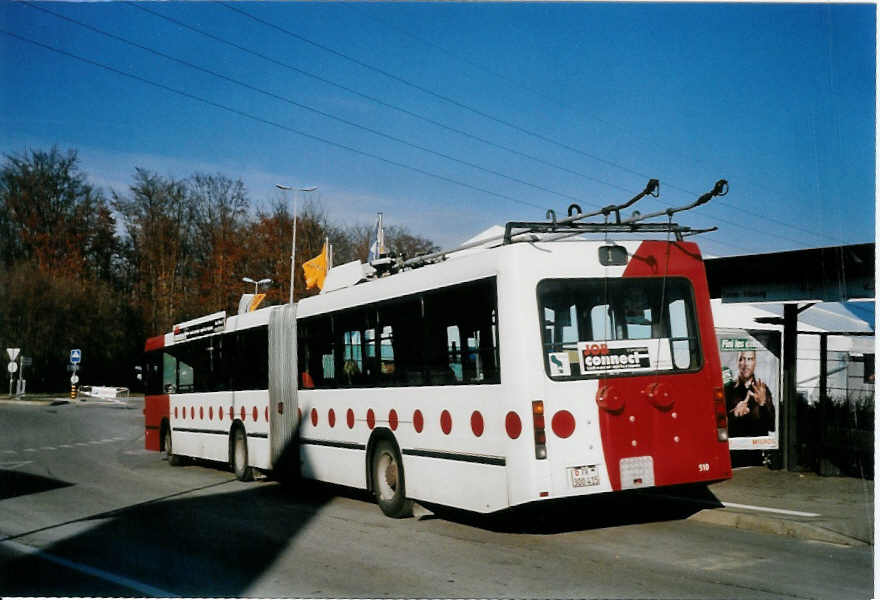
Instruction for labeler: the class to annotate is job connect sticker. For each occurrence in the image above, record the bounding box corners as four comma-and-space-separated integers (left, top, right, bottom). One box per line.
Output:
577, 340, 666, 374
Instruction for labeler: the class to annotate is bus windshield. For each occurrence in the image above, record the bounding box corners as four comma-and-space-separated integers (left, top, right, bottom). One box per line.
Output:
538, 277, 702, 380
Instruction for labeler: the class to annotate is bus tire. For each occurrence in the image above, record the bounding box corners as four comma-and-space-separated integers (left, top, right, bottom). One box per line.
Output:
163, 421, 182, 466
231, 426, 253, 482
371, 438, 413, 518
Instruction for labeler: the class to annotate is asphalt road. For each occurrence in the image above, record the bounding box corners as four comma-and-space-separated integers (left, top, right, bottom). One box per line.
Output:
0, 398, 872, 598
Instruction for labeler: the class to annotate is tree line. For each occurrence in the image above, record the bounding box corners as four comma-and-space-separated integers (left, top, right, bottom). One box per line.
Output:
0, 147, 437, 392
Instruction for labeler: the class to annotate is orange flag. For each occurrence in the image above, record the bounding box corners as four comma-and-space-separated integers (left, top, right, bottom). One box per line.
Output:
302, 242, 329, 290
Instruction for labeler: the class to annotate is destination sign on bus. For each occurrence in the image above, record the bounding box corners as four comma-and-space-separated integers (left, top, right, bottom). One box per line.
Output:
173, 312, 226, 343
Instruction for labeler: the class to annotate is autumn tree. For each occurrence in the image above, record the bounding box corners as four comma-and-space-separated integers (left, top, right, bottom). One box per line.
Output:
0, 146, 117, 278
113, 169, 195, 335
189, 173, 250, 313
0, 147, 133, 391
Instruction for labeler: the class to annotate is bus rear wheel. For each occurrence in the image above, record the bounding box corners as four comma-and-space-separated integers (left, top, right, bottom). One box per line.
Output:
371, 439, 413, 518
232, 427, 253, 482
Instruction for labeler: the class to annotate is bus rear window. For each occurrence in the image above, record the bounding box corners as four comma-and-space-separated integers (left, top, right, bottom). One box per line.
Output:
538, 277, 701, 380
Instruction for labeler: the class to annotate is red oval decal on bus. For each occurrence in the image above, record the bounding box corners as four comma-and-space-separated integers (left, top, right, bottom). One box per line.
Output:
505, 411, 522, 439
389, 409, 398, 431
346, 408, 355, 429
328, 408, 336, 428
311, 408, 318, 427
413, 410, 424, 433
471, 411, 484, 437
440, 410, 452, 435
367, 409, 375, 430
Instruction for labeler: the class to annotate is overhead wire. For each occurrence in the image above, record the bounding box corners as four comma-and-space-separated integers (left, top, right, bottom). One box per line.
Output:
18, 1, 586, 212
7, 3, 784, 256
0, 29, 549, 213
127, 1, 636, 198
218, 2, 835, 250
355, 6, 849, 247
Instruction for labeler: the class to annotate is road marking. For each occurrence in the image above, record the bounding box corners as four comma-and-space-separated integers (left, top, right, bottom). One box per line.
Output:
0, 460, 33, 470
722, 502, 820, 518
2, 539, 177, 597
683, 551, 768, 572
8, 439, 128, 454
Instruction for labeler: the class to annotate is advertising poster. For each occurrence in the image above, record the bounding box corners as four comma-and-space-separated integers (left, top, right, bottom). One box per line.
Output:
717, 328, 781, 450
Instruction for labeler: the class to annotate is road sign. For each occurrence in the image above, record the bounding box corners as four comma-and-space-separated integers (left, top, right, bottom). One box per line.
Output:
71, 374, 79, 384
20, 356, 32, 367
8, 362, 18, 374
6, 348, 20, 361
70, 349, 82, 364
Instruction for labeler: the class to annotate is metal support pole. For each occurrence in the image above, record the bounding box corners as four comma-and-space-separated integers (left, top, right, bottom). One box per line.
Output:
782, 303, 799, 471
817, 333, 829, 475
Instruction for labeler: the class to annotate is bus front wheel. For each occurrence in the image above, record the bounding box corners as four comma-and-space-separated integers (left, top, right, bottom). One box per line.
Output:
164, 422, 181, 466
371, 439, 413, 518
232, 427, 254, 482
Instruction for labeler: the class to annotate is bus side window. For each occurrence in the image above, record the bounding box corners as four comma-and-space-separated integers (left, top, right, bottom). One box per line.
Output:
447, 326, 463, 382
379, 325, 395, 382
298, 316, 334, 388
163, 352, 177, 394
425, 277, 499, 385
379, 299, 423, 386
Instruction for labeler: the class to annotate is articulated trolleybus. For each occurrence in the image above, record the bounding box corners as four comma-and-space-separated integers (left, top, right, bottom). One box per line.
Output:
143, 179, 733, 517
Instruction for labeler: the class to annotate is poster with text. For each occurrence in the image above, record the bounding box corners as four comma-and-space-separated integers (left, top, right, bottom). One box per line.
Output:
717, 328, 781, 450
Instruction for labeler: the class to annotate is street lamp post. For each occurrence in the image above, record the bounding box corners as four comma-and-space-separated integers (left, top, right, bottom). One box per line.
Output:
242, 277, 272, 295
276, 184, 318, 303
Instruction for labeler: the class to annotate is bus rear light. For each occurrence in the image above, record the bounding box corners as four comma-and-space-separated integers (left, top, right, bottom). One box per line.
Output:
532, 401, 547, 460
713, 387, 728, 442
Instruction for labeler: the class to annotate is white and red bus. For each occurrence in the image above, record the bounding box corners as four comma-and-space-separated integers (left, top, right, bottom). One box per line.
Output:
143, 189, 732, 517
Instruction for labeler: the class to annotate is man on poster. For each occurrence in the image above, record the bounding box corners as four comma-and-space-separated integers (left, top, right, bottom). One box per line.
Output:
725, 350, 775, 437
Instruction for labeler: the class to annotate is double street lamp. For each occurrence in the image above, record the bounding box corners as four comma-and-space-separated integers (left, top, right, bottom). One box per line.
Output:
276, 184, 318, 303
242, 277, 272, 295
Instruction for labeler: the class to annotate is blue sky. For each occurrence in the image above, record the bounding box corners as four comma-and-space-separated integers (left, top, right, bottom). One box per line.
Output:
0, 2, 875, 256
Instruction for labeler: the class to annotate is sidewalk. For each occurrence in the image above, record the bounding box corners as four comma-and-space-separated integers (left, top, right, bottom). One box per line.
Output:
689, 466, 874, 546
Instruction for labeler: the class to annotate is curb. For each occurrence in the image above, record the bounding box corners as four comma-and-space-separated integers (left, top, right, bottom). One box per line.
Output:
688, 508, 869, 547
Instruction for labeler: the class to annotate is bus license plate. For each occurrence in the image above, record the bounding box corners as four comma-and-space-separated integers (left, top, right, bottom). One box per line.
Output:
569, 465, 599, 488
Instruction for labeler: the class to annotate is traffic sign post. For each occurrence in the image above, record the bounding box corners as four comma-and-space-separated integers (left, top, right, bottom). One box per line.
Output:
69, 349, 82, 399
6, 348, 20, 398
